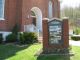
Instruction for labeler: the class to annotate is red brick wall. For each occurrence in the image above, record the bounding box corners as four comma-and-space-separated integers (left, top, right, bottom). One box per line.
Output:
63, 19, 69, 48
5, 0, 18, 31
42, 19, 49, 51
0, 21, 6, 31
52, 0, 60, 18
21, 0, 60, 31
0, 0, 60, 32
0, 0, 22, 31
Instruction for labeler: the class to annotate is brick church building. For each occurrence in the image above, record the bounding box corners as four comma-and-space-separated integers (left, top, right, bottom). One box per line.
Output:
0, 0, 60, 40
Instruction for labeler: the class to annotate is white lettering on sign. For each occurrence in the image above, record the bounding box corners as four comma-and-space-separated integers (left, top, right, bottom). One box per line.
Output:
48, 20, 62, 44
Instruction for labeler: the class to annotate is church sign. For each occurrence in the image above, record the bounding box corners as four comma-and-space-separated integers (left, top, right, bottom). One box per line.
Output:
48, 20, 62, 44
42, 18, 69, 53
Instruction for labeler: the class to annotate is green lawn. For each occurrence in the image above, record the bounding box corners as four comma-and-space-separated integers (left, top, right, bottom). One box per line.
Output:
0, 43, 80, 60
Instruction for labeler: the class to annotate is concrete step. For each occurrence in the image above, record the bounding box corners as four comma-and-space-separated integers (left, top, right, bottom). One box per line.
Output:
38, 37, 43, 43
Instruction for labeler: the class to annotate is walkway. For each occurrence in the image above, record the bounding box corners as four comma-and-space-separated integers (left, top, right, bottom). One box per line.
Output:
69, 40, 80, 46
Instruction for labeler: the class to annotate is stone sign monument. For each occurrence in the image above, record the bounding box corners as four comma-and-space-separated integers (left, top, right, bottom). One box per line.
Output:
43, 18, 69, 53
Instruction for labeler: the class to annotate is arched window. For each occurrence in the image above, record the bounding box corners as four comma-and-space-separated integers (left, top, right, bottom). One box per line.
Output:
31, 11, 36, 26
0, 0, 5, 20
31, 11, 36, 16
48, 0, 53, 19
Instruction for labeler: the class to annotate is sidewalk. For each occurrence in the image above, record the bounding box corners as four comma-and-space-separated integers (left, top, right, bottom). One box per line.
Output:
69, 40, 80, 46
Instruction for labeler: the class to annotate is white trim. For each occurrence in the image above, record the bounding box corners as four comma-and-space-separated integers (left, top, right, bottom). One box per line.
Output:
24, 24, 36, 32
0, 0, 5, 20
0, 31, 11, 41
48, 0, 53, 19
2, 0, 5, 19
31, 7, 42, 31
0, 18, 5, 20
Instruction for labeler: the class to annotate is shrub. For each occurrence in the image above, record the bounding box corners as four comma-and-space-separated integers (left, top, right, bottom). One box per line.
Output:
12, 24, 19, 35
71, 36, 80, 41
0, 33, 3, 43
18, 32, 38, 44
23, 32, 38, 44
19, 33, 25, 44
11, 24, 20, 42
6, 33, 17, 42
73, 28, 80, 35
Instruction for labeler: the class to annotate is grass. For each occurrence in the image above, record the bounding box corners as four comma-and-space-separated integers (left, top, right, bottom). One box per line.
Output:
0, 43, 42, 60
0, 43, 80, 60
70, 46, 80, 60
38, 46, 80, 60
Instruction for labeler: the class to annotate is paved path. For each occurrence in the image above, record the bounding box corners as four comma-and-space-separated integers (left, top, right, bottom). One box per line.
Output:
69, 40, 80, 46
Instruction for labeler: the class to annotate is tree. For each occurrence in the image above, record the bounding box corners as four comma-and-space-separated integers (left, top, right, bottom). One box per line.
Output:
61, 6, 80, 34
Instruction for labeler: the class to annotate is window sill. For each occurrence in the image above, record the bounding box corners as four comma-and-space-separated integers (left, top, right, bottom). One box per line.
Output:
0, 18, 5, 20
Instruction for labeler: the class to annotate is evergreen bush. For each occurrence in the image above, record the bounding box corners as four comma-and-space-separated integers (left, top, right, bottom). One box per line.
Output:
6, 33, 17, 42
19, 32, 38, 44
71, 36, 80, 41
0, 33, 3, 43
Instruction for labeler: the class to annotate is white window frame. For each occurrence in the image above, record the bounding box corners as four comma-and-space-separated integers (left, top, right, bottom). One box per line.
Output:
0, 0, 5, 20
48, 0, 53, 19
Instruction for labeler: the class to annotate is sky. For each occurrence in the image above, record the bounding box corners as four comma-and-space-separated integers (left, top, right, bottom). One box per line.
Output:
61, 0, 80, 9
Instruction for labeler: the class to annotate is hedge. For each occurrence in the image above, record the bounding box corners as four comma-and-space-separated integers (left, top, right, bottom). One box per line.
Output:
19, 32, 38, 44
0, 33, 3, 43
71, 36, 80, 41
6, 33, 17, 42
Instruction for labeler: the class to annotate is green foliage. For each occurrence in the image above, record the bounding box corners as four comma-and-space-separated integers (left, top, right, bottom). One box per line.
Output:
61, 6, 80, 29
11, 24, 19, 42
73, 28, 80, 35
19, 33, 25, 44
6, 33, 17, 42
19, 32, 38, 44
61, 6, 80, 20
12, 24, 19, 35
73, 29, 79, 35
23, 32, 38, 44
0, 33, 3, 43
71, 36, 80, 41
69, 45, 72, 50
